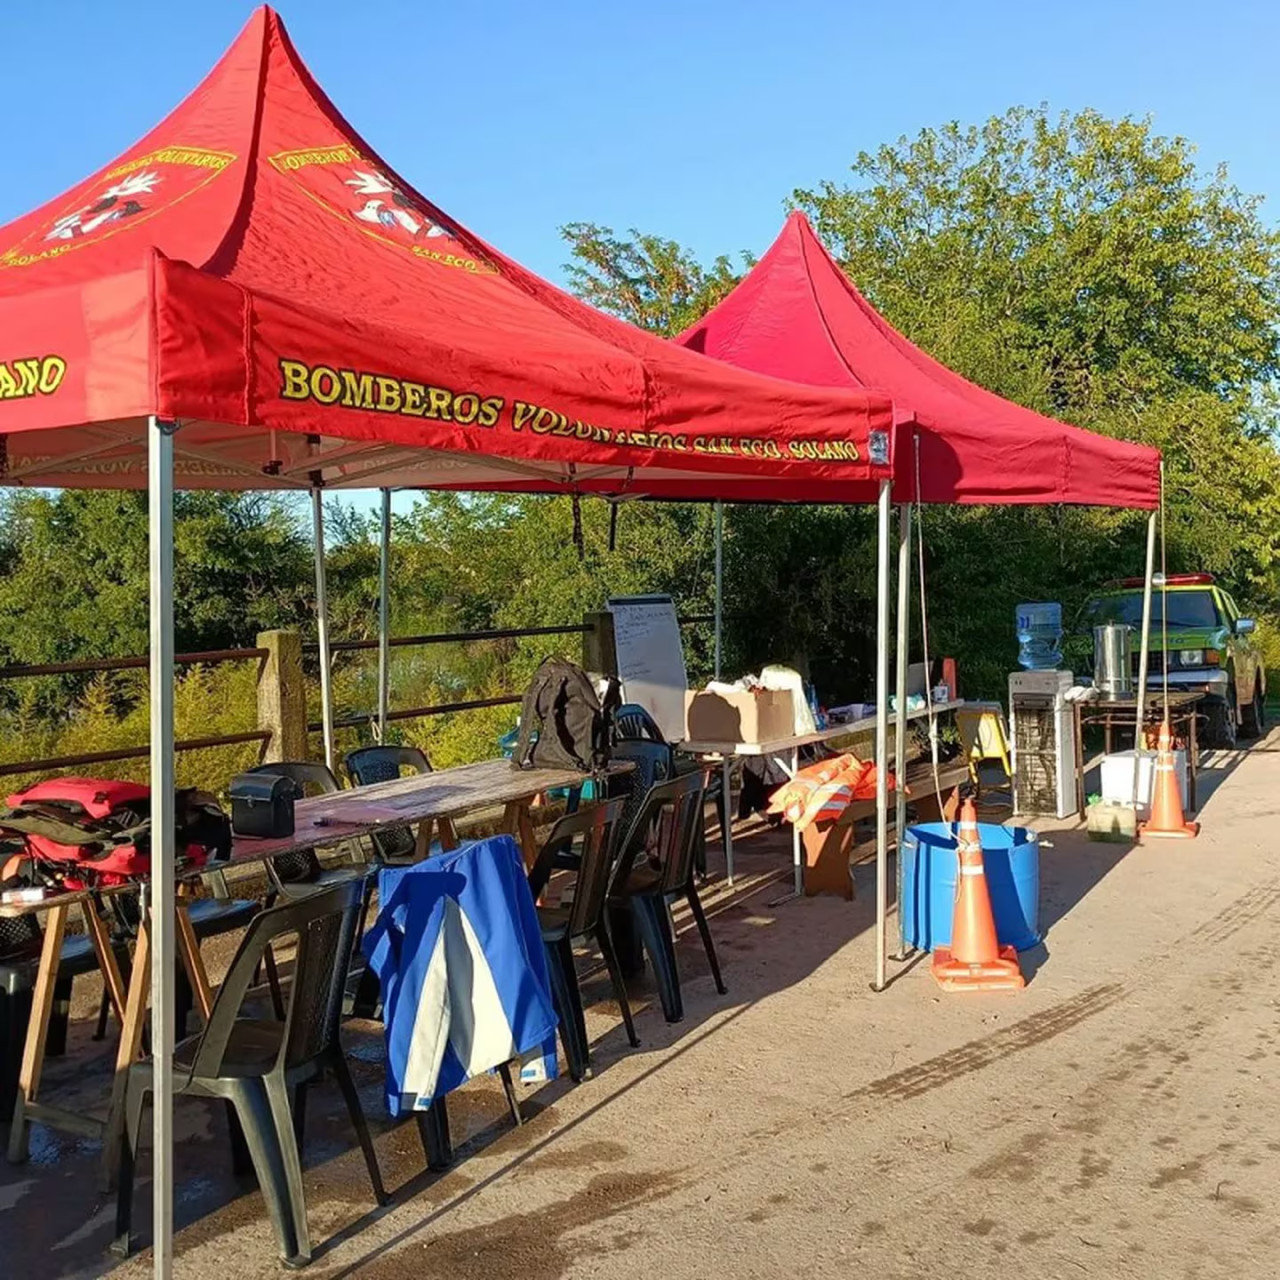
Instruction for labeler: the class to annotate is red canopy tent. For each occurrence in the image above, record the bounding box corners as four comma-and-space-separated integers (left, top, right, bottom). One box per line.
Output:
676, 210, 1160, 509
0, 13, 902, 1276
0, 15, 895, 497
675, 212, 1164, 991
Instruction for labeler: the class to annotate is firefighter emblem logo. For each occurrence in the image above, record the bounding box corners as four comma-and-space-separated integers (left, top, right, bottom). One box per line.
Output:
0, 147, 236, 270
269, 144, 492, 274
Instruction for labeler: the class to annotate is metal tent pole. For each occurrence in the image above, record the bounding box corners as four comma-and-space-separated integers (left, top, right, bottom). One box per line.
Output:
713, 500, 735, 884
1133, 509, 1158, 801
148, 416, 177, 1280
714, 501, 724, 679
893, 502, 913, 959
311, 489, 336, 772
874, 479, 892, 991
377, 488, 392, 740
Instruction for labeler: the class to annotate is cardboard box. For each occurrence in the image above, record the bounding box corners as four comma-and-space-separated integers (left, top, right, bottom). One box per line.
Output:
684, 688, 795, 744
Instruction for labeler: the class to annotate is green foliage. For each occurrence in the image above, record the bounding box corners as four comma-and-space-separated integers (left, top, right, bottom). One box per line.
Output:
560, 222, 751, 336
790, 105, 1280, 674
5, 104, 1280, 790
557, 106, 1280, 701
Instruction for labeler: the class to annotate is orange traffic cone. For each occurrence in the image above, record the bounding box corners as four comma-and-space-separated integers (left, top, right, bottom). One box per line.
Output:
931, 799, 1025, 992
1140, 721, 1198, 840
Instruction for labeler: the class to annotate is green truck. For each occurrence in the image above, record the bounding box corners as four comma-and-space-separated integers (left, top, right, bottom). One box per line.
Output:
1081, 574, 1265, 749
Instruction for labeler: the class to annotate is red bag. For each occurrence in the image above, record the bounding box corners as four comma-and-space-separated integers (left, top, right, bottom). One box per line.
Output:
0, 778, 230, 889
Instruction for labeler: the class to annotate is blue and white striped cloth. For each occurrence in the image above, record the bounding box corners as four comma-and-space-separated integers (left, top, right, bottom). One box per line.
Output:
362, 835, 559, 1116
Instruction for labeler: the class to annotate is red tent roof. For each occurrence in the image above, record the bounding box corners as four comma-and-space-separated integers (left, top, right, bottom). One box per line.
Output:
677, 212, 1161, 509
0, 9, 893, 499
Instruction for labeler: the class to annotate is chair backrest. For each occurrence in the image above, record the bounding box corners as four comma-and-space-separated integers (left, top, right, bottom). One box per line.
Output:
345, 747, 431, 861
528, 797, 626, 939
248, 760, 342, 797
615, 703, 667, 745
608, 739, 673, 859
345, 746, 432, 788
248, 761, 344, 883
612, 769, 708, 898
191, 878, 364, 1079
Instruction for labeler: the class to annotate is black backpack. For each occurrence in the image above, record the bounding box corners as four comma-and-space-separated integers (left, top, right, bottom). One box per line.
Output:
511, 658, 620, 773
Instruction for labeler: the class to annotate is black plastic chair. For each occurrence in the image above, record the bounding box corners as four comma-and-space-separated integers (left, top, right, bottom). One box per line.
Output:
344, 746, 432, 863
527, 797, 634, 1082
608, 770, 726, 1024
113, 879, 386, 1269
614, 707, 731, 871
246, 762, 369, 896
615, 703, 666, 744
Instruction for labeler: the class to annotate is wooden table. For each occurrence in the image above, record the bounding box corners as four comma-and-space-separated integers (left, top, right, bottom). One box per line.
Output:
1072, 690, 1204, 817
2, 756, 609, 1178
681, 701, 966, 894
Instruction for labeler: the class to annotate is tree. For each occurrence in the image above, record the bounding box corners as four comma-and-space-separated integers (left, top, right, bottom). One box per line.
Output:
562, 107, 1280, 697
794, 106, 1280, 608
560, 222, 751, 336
0, 490, 314, 716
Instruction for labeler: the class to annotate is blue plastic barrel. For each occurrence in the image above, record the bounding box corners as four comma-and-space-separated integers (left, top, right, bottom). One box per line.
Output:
901, 822, 1040, 953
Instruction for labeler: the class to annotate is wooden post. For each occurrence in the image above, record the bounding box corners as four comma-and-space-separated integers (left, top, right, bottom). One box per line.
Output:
257, 629, 307, 763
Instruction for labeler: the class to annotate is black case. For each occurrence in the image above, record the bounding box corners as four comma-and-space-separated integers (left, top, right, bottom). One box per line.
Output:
229, 773, 298, 839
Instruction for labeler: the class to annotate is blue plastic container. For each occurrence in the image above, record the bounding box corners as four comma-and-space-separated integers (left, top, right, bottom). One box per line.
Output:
1015, 601, 1063, 670
901, 822, 1040, 953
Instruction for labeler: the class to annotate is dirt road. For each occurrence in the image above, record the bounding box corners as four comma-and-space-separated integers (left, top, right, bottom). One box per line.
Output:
9, 730, 1280, 1279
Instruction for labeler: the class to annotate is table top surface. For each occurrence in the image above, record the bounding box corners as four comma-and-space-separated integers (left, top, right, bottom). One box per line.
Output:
0, 756, 616, 918
680, 699, 966, 757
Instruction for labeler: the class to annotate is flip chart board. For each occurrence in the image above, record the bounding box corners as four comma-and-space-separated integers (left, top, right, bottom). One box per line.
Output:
607, 595, 689, 742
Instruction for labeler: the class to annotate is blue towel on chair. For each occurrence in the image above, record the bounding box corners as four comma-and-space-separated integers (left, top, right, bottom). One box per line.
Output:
362, 835, 559, 1116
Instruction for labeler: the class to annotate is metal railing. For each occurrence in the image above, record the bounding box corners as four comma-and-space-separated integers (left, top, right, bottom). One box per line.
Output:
0, 615, 721, 777
304, 615, 718, 732
0, 646, 271, 779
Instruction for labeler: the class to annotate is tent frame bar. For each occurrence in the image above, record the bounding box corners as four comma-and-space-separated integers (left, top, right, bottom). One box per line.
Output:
311, 490, 336, 772
148, 416, 177, 1280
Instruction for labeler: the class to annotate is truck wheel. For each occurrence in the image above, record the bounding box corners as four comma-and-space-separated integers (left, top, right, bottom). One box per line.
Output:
1240, 679, 1266, 739
1204, 690, 1238, 749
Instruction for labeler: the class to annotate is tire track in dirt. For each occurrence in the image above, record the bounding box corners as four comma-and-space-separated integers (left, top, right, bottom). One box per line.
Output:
843, 983, 1128, 1104
1187, 882, 1280, 946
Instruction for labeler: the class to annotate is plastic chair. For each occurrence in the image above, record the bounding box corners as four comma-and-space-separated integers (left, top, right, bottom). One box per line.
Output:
614, 708, 731, 870
246, 762, 370, 895
112, 879, 386, 1269
614, 703, 665, 744
609, 770, 726, 1024
527, 797, 634, 1081
344, 746, 432, 862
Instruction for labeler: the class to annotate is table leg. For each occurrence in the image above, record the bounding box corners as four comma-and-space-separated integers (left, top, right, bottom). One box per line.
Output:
82, 897, 127, 1025
7, 903, 69, 1164
791, 747, 803, 897
438, 818, 460, 851
721, 759, 735, 886
101, 918, 151, 1190
176, 904, 214, 1023
501, 801, 539, 869
412, 817, 436, 860
1074, 704, 1086, 819
1190, 710, 1199, 812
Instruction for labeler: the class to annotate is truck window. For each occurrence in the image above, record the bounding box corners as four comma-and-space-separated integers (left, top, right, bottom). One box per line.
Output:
1088, 590, 1221, 631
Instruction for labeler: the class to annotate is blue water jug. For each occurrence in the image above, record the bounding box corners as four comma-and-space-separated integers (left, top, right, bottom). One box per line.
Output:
1015, 602, 1063, 670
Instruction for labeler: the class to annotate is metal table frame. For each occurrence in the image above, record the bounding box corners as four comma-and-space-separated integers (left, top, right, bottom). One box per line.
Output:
1072, 690, 1204, 816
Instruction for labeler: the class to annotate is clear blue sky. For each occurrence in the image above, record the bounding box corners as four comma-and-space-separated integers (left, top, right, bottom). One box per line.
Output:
3, 0, 1279, 284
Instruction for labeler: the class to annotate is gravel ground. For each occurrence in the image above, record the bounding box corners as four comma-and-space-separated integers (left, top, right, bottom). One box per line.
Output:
5, 729, 1279, 1279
